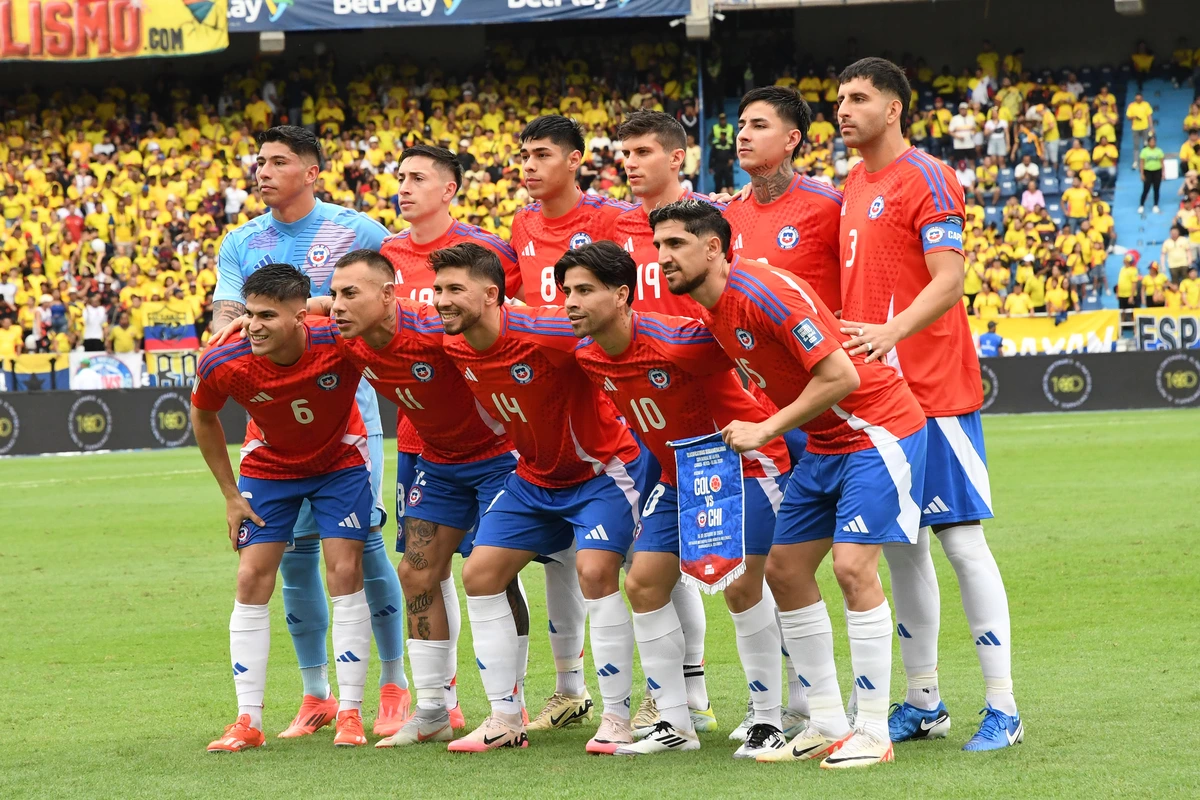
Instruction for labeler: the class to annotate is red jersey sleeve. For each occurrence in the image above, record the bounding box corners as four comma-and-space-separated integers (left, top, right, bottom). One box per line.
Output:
638, 314, 734, 377
752, 269, 842, 373
192, 341, 246, 411
907, 158, 967, 256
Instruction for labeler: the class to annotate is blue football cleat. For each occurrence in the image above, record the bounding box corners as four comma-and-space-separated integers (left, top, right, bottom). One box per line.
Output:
888, 701, 951, 742
962, 705, 1023, 752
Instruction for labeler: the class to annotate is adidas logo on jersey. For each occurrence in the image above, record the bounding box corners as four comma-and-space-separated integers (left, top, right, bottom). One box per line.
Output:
923, 496, 951, 515
362, 367, 379, 380
623, 237, 635, 253
522, 242, 536, 257
584, 524, 610, 541
250, 392, 272, 403
463, 368, 479, 382
732, 233, 744, 251
338, 512, 362, 529
842, 515, 869, 534
603, 378, 617, 392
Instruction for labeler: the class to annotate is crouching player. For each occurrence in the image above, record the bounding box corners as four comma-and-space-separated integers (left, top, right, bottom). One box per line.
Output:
194, 263, 375, 751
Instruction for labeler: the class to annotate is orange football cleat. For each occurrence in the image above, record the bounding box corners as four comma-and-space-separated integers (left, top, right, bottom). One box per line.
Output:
449, 704, 466, 730
334, 709, 368, 747
373, 684, 413, 736
207, 715, 265, 753
278, 693, 338, 738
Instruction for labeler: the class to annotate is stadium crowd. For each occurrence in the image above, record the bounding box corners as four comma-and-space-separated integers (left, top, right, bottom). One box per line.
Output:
2, 36, 1199, 371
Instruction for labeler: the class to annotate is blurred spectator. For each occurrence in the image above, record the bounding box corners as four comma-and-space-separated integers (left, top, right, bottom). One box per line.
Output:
1138, 134, 1164, 214
1116, 254, 1141, 309
1162, 226, 1193, 284
1126, 92, 1154, 169
1021, 180, 1045, 213
1131, 40, 1155, 90
973, 282, 1003, 320
1182, 267, 1200, 309
1142, 262, 1168, 307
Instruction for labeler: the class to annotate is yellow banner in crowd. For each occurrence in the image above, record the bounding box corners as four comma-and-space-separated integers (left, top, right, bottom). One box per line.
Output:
0, 0, 227, 61
145, 349, 200, 388
968, 311, 1121, 355
1131, 308, 1200, 350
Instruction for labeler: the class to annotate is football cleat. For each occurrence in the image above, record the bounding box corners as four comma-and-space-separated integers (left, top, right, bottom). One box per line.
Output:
781, 708, 809, 739
447, 713, 528, 753
376, 708, 453, 748
728, 698, 754, 741
632, 690, 660, 731
888, 701, 950, 742
373, 684, 413, 736
333, 709, 368, 747
756, 722, 849, 762
962, 705, 1023, 752
449, 704, 466, 730
527, 690, 594, 731
207, 715, 265, 753
278, 693, 338, 738
733, 723, 786, 760
820, 728, 894, 769
690, 704, 718, 733
615, 721, 700, 755
586, 713, 633, 755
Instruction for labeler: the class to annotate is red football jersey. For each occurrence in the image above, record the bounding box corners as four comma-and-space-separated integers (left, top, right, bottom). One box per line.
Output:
381, 220, 521, 304
574, 311, 790, 487
614, 192, 726, 318
192, 319, 367, 480
380, 223, 520, 454
441, 305, 642, 488
839, 146, 982, 416
338, 300, 512, 464
510, 192, 633, 305
723, 173, 843, 313
700, 258, 925, 455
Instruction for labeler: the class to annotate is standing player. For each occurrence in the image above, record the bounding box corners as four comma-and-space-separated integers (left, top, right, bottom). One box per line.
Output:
722, 87, 843, 314
380, 144, 523, 727
432, 242, 652, 755
836, 57, 1021, 752
214, 125, 409, 738
193, 264, 374, 751
509, 114, 632, 731
649, 200, 927, 768
558, 242, 792, 759
609, 110, 720, 733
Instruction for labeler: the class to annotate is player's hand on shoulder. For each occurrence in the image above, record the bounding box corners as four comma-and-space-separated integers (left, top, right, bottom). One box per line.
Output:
209, 316, 249, 348
709, 184, 752, 204
307, 296, 334, 317
226, 496, 265, 552
721, 419, 772, 454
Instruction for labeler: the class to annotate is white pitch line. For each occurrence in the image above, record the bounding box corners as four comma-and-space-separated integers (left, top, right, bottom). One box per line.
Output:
0, 469, 206, 489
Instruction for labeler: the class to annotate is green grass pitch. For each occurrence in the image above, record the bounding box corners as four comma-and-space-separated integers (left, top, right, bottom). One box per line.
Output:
2, 409, 1199, 798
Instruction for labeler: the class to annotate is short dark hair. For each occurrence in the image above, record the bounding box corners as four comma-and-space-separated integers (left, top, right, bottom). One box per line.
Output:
616, 111, 687, 154
242, 262, 311, 303
647, 199, 731, 254
553, 241, 636, 307
519, 115, 585, 155
335, 248, 394, 280
256, 125, 326, 170
429, 242, 506, 303
399, 144, 464, 192
838, 57, 913, 135
738, 87, 812, 159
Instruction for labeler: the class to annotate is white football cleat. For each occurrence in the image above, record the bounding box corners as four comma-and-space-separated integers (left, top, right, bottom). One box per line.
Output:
757, 721, 849, 762
615, 722, 700, 755
376, 709, 453, 748
728, 699, 753, 742
733, 723, 786, 760
820, 727, 894, 769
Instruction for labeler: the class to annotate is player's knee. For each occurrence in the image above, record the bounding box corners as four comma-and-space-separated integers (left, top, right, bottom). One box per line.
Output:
575, 560, 619, 599
722, 573, 762, 613
324, 557, 364, 597
461, 556, 505, 597
236, 561, 277, 604
623, 570, 670, 613
397, 555, 438, 595
831, 554, 875, 604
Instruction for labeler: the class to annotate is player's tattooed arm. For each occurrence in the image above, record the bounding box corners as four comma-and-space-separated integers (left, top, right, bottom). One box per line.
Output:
749, 161, 795, 204
211, 299, 247, 329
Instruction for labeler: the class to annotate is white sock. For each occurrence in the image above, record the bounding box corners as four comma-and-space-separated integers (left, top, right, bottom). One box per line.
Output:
331, 590, 371, 712
407, 639, 449, 712
516, 634, 530, 710
938, 524, 1016, 715
766, 580, 809, 718
440, 575, 461, 709
846, 601, 893, 740
631, 604, 691, 731
883, 530, 942, 710
467, 592, 519, 715
230, 601, 270, 730
778, 600, 848, 738
730, 596, 782, 729
670, 580, 708, 710
585, 591, 634, 719
544, 549, 587, 696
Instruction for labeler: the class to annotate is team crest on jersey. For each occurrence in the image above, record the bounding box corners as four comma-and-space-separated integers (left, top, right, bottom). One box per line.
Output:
408, 485, 423, 506
647, 369, 671, 389
237, 523, 250, 544
411, 362, 435, 382
735, 328, 756, 350
868, 195, 886, 219
316, 372, 340, 390
510, 363, 534, 384
925, 227, 944, 244
776, 226, 800, 250
307, 243, 331, 267
569, 232, 593, 250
